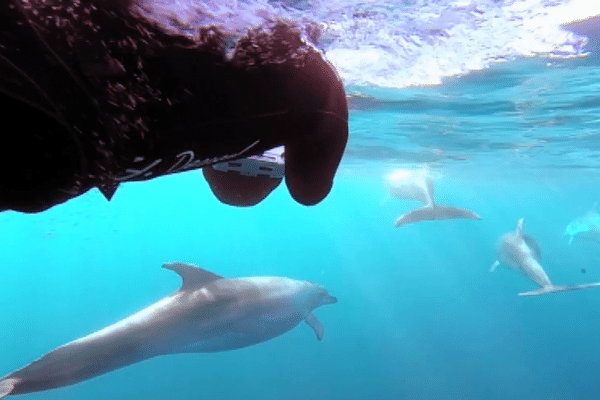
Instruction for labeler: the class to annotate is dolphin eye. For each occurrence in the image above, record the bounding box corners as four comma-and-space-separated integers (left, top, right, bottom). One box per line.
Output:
319, 290, 331, 302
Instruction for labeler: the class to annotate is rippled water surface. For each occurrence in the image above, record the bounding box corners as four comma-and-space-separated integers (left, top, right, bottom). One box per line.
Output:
2, 1, 600, 400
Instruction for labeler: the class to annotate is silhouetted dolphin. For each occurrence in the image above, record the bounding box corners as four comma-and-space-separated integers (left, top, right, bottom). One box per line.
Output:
0, 262, 337, 398
564, 203, 600, 245
490, 219, 600, 297
385, 168, 481, 227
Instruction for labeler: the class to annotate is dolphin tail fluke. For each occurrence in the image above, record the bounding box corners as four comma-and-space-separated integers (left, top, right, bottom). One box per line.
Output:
490, 260, 500, 272
395, 207, 432, 227
395, 205, 481, 227
426, 205, 481, 221
0, 378, 18, 399
518, 282, 600, 297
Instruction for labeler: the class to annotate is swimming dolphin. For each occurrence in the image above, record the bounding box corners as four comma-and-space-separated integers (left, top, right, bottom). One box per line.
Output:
384, 168, 481, 227
490, 219, 600, 297
564, 203, 600, 245
0, 262, 337, 398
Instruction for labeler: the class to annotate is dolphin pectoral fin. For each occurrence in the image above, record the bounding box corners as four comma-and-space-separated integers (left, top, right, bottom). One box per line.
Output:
518, 282, 600, 297
305, 313, 325, 341
162, 262, 224, 292
0, 378, 19, 399
490, 260, 500, 272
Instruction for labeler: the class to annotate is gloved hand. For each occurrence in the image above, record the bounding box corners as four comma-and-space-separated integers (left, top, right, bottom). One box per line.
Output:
0, 0, 348, 212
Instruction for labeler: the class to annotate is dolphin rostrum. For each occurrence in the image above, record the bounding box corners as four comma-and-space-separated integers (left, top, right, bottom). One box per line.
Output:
490, 218, 600, 297
385, 168, 481, 227
0, 262, 337, 398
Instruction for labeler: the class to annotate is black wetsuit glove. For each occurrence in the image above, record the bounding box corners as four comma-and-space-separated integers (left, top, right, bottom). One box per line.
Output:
0, 0, 348, 213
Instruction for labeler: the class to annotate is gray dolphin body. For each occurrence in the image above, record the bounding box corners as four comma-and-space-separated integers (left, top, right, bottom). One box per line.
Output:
385, 168, 481, 227
490, 219, 600, 297
564, 204, 600, 245
0, 262, 337, 398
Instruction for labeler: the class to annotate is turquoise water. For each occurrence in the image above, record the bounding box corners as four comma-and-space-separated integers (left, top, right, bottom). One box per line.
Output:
3, 154, 600, 399
4, 1, 600, 399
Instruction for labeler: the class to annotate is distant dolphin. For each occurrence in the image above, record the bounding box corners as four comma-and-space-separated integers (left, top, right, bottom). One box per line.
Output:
564, 203, 600, 245
385, 168, 481, 227
0, 262, 337, 398
490, 219, 600, 297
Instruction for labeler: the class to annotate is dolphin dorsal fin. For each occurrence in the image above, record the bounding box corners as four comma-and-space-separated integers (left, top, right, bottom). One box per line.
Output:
516, 218, 524, 237
425, 174, 435, 207
162, 262, 224, 292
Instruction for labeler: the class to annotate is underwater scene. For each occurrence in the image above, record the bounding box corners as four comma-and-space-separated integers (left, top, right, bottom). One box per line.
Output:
3, 0, 600, 399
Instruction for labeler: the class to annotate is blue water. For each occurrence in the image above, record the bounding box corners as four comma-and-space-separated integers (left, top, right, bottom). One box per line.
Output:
3, 1, 600, 400
3, 167, 600, 399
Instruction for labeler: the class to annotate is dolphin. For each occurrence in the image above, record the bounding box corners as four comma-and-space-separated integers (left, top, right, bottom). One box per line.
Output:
490, 218, 600, 297
564, 203, 600, 245
384, 168, 481, 227
0, 262, 337, 398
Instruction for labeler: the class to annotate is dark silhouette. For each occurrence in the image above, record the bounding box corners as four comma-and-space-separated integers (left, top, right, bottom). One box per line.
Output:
0, 0, 348, 212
